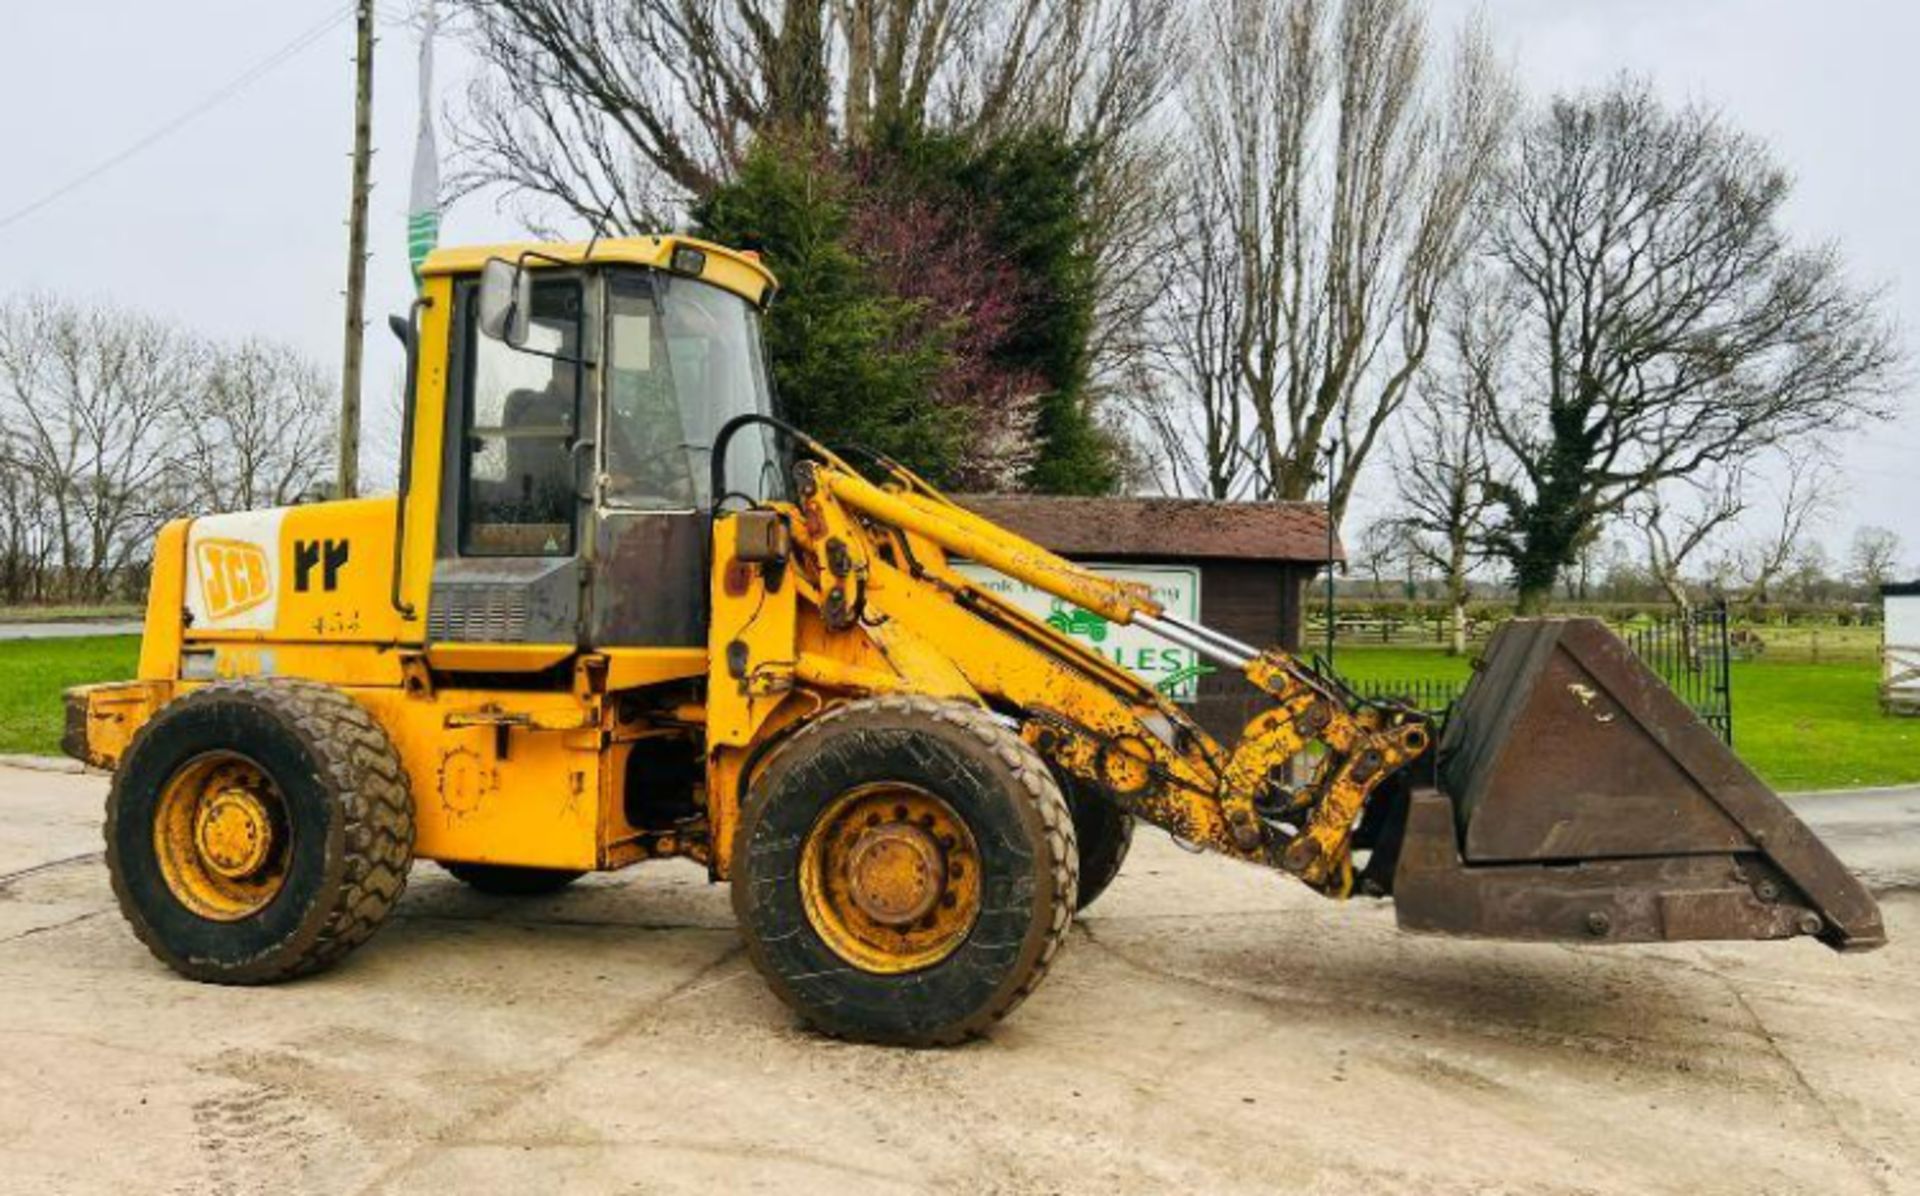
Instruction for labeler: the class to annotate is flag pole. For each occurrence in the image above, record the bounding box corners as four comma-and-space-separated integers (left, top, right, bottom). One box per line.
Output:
407, 0, 441, 287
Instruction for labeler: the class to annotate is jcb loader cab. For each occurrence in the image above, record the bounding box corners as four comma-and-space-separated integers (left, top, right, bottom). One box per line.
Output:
66, 235, 1882, 1047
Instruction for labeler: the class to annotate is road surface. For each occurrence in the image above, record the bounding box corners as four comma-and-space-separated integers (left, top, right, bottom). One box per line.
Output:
1, 764, 1915, 1195
0, 621, 142, 640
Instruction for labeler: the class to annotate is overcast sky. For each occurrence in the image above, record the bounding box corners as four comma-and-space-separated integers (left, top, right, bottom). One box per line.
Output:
2, 1, 1915, 567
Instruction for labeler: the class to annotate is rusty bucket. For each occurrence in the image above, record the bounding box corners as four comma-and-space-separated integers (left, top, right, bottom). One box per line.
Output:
1389, 618, 1884, 951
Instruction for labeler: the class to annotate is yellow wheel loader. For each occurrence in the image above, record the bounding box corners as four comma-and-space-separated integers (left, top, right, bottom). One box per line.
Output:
65, 236, 1883, 1046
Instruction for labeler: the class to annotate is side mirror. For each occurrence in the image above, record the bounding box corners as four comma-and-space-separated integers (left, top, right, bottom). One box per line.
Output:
477, 257, 531, 347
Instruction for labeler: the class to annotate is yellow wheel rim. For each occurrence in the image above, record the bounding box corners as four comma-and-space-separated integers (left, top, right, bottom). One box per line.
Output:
799, 783, 981, 974
153, 752, 291, 921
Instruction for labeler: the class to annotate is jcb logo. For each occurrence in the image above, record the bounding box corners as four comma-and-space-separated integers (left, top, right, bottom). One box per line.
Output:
195, 540, 274, 620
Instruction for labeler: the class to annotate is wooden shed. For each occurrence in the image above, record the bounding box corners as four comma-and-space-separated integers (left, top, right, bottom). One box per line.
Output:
1883, 581, 1920, 715
957, 494, 1341, 741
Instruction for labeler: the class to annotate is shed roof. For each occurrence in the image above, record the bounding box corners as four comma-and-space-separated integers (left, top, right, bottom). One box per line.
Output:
1883, 581, 1920, 598
955, 494, 1341, 564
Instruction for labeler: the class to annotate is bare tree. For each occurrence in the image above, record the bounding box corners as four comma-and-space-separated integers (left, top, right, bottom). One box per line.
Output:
1562, 527, 1604, 602
1474, 81, 1901, 612
0, 296, 340, 602
1737, 450, 1839, 604
453, 0, 826, 226
177, 340, 338, 513
0, 436, 60, 603
1633, 469, 1746, 623
449, 0, 1181, 221
0, 295, 195, 601
1129, 164, 1252, 498
1142, 0, 1512, 516
1702, 544, 1742, 598
1353, 515, 1406, 598
1390, 392, 1495, 654
1850, 525, 1904, 593
1388, 280, 1506, 652
1788, 541, 1836, 605
1589, 536, 1639, 603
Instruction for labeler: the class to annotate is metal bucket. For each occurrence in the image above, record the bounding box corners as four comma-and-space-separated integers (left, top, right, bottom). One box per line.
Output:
1390, 618, 1884, 951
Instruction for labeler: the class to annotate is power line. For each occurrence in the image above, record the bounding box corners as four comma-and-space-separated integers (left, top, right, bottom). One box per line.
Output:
0, 4, 355, 234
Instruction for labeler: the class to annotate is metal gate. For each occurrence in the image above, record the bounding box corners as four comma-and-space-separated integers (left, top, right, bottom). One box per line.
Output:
1624, 602, 1734, 745
1339, 604, 1735, 745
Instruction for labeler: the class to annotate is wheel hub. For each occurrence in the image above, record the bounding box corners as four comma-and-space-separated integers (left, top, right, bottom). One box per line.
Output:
798, 784, 982, 974
194, 787, 274, 879
845, 823, 945, 926
153, 753, 291, 921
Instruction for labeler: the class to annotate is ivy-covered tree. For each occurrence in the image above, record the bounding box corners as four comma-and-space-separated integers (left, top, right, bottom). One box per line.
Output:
1476, 83, 1898, 612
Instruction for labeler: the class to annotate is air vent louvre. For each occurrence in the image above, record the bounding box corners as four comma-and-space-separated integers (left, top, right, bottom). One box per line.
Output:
427, 585, 531, 643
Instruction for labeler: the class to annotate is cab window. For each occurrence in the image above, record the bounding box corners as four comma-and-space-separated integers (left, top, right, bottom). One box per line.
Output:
461, 278, 582, 555
603, 270, 780, 510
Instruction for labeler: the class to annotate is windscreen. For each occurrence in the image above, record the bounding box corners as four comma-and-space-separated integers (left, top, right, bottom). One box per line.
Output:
603, 270, 781, 510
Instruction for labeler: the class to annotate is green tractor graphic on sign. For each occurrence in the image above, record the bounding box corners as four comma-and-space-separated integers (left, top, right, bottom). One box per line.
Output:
1046, 605, 1109, 643
1043, 595, 1209, 700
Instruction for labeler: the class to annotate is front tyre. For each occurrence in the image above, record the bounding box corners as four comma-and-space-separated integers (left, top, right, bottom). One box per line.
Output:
105, 680, 414, 984
732, 696, 1077, 1046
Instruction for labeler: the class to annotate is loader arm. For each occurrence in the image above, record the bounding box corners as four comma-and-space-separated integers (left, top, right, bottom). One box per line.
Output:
711, 455, 1431, 897
709, 448, 1883, 954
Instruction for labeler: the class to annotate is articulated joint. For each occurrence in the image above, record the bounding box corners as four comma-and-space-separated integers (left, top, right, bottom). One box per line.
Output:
1216, 692, 1333, 850
1278, 719, 1433, 893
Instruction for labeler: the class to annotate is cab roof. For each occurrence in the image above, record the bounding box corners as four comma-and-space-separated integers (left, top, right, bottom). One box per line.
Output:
419, 234, 778, 306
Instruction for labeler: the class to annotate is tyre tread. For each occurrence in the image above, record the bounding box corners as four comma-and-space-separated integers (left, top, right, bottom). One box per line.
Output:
105, 679, 414, 984
737, 695, 1077, 1046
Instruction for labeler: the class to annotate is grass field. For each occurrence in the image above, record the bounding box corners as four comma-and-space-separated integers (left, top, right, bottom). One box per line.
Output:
0, 635, 140, 755
4, 635, 1915, 793
1334, 645, 1920, 792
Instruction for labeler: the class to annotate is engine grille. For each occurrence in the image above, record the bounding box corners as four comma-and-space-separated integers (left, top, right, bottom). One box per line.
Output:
427, 585, 530, 642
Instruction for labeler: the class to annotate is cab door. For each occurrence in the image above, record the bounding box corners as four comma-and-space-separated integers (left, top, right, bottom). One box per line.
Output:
587, 268, 781, 648
427, 271, 589, 646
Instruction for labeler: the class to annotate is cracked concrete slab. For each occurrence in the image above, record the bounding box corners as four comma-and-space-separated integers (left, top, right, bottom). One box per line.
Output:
0, 764, 1914, 1195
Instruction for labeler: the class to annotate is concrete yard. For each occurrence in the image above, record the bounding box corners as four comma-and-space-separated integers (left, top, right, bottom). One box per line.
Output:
2, 763, 1916, 1195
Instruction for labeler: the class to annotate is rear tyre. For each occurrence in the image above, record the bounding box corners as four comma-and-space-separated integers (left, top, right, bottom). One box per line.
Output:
1060, 773, 1133, 913
442, 862, 584, 896
732, 695, 1077, 1047
105, 680, 414, 985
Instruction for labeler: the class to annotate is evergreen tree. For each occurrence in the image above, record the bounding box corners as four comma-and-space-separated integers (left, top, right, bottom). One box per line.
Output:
694, 141, 962, 480
696, 128, 1116, 493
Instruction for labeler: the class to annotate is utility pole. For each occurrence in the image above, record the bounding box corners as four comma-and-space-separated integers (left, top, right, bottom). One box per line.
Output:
338, 0, 375, 500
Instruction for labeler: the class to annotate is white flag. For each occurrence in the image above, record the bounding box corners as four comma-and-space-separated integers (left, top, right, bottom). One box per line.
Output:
406, 0, 440, 284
